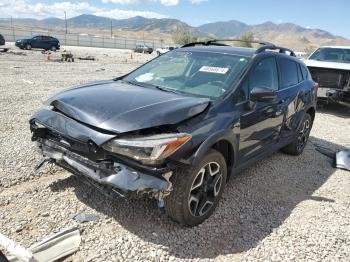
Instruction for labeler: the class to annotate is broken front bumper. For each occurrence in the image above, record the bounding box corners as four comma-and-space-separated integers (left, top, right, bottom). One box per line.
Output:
36, 138, 172, 197
30, 109, 172, 198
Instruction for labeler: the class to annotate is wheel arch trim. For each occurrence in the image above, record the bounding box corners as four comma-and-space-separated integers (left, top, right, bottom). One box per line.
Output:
190, 129, 238, 175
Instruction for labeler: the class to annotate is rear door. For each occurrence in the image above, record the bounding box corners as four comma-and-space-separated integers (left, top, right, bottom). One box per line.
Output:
31, 36, 42, 48
238, 56, 284, 160
42, 36, 52, 49
276, 57, 309, 140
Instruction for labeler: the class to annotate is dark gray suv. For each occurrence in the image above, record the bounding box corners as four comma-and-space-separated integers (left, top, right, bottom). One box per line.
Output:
30, 40, 317, 226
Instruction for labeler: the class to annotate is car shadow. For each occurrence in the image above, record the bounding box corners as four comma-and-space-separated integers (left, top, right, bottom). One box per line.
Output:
317, 101, 350, 118
50, 136, 342, 259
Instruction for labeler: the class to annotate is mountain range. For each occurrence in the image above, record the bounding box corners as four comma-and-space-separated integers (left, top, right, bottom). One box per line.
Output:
1, 14, 349, 50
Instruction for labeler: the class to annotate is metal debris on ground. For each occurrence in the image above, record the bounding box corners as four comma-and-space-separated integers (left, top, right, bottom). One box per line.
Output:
314, 144, 350, 171
74, 213, 99, 223
78, 56, 95, 61
336, 149, 350, 171
4, 226, 81, 262
0, 232, 36, 262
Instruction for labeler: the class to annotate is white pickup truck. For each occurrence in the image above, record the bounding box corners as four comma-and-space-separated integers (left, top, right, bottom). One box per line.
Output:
304, 46, 350, 104
155, 46, 175, 56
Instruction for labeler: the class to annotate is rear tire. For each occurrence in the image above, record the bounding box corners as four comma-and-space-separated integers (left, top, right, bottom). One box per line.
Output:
25, 44, 31, 50
165, 149, 227, 226
281, 113, 313, 155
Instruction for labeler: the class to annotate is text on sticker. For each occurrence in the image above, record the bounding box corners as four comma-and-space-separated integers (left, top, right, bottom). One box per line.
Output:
199, 66, 229, 74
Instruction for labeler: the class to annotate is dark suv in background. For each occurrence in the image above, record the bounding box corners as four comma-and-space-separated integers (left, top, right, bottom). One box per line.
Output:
134, 45, 153, 54
0, 34, 5, 46
30, 40, 317, 226
15, 35, 60, 51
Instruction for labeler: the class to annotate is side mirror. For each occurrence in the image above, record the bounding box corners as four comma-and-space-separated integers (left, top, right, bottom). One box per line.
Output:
250, 87, 277, 102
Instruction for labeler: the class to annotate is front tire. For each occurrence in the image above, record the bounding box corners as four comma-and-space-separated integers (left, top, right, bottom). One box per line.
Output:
25, 44, 31, 50
50, 46, 57, 52
281, 113, 313, 155
165, 149, 227, 226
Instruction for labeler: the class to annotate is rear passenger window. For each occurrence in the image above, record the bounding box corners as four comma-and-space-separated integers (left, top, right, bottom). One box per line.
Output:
279, 58, 299, 88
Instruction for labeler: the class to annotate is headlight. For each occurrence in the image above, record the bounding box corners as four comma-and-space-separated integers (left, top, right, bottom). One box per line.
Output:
103, 133, 191, 165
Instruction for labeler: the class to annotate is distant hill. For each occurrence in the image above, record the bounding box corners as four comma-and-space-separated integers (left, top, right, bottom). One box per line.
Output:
1, 14, 349, 50
0, 14, 202, 35
199, 20, 350, 50
198, 20, 249, 38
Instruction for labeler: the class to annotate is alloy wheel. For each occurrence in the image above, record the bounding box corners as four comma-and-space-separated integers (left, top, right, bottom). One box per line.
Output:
297, 118, 311, 151
188, 162, 223, 217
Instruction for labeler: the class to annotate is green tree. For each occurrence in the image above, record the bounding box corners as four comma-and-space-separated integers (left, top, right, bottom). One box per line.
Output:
304, 46, 316, 57
238, 33, 255, 47
172, 31, 198, 46
205, 35, 216, 41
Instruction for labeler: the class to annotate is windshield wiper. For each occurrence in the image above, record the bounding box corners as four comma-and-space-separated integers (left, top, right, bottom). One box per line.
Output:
122, 79, 146, 88
151, 85, 179, 94
122, 79, 179, 94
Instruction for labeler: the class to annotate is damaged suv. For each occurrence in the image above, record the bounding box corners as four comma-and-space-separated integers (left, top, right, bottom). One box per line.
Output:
30, 40, 317, 226
304, 46, 350, 104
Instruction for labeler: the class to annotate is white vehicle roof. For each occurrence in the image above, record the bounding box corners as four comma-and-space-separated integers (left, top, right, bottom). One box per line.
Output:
319, 46, 350, 49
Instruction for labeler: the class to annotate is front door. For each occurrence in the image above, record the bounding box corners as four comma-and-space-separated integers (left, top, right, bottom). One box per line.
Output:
238, 56, 284, 160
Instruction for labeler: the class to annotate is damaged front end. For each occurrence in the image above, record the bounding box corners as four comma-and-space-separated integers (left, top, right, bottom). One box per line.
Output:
30, 109, 177, 200
308, 67, 350, 103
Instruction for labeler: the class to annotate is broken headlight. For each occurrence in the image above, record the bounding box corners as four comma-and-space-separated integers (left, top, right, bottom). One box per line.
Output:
103, 133, 191, 165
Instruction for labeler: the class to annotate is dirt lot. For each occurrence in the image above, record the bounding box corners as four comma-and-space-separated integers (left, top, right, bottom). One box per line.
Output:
0, 44, 349, 261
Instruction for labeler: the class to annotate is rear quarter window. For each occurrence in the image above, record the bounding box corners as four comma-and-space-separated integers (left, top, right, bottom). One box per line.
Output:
278, 57, 299, 89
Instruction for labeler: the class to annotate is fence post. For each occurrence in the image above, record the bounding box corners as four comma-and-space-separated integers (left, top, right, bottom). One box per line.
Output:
125, 39, 126, 49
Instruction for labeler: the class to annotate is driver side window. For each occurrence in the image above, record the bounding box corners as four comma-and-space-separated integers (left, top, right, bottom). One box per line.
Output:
249, 57, 278, 91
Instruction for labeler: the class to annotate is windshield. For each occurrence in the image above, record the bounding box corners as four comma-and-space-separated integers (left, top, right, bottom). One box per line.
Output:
309, 48, 350, 63
124, 50, 250, 98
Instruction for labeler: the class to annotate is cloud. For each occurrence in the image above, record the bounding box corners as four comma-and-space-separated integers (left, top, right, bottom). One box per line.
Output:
101, 0, 179, 6
190, 0, 208, 4
0, 0, 167, 19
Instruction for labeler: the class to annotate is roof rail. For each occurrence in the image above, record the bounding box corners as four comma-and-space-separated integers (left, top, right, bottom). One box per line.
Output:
256, 45, 296, 57
181, 39, 296, 57
181, 39, 273, 48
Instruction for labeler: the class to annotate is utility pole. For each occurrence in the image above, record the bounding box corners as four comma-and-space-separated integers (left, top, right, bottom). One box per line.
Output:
110, 19, 113, 38
64, 11, 67, 34
11, 16, 15, 41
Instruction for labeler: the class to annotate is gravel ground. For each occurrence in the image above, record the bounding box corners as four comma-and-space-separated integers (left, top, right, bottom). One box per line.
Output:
0, 43, 349, 261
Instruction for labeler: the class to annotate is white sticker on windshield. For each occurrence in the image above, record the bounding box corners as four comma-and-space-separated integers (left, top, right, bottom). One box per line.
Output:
199, 66, 229, 74
135, 73, 154, 82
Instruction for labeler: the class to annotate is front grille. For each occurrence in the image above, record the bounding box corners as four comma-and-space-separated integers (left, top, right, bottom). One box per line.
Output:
309, 67, 350, 89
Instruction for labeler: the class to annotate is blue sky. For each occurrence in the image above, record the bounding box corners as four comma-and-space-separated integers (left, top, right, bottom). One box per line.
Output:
1, 0, 349, 38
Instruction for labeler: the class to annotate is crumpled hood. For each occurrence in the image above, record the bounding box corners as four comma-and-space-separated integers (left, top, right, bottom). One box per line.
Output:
45, 80, 209, 133
305, 59, 350, 70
